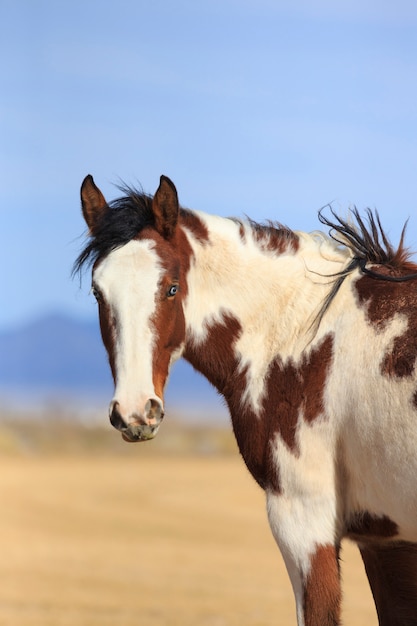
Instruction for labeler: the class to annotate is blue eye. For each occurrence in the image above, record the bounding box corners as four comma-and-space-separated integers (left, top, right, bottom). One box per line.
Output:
167, 284, 178, 297
91, 286, 102, 302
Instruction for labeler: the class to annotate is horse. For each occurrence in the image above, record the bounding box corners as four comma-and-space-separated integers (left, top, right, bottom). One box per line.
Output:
74, 174, 417, 626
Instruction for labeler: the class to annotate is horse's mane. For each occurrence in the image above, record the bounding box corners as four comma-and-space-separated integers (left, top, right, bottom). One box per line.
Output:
74, 185, 416, 284
311, 207, 417, 331
73, 183, 300, 276
232, 216, 300, 254
318, 206, 415, 271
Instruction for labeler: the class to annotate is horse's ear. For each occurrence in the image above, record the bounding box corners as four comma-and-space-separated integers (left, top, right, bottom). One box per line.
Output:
152, 175, 179, 240
80, 175, 107, 234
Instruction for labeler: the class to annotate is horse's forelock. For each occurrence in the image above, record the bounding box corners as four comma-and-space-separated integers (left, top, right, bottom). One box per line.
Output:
73, 187, 155, 276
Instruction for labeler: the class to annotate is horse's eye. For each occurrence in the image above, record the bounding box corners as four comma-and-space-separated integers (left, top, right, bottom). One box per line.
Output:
91, 286, 102, 302
167, 284, 178, 298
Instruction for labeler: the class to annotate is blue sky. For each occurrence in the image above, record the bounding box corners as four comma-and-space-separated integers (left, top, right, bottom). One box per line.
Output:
2, 0, 417, 331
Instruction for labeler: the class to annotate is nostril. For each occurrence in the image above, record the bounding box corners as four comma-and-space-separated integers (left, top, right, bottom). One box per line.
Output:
145, 398, 164, 424
109, 401, 126, 431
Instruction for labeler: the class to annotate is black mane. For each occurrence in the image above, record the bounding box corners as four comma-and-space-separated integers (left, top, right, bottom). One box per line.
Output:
312, 206, 417, 332
74, 185, 416, 284
73, 184, 156, 275
318, 206, 411, 268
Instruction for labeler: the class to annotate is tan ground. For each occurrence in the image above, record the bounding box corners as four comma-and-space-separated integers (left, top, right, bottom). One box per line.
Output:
0, 448, 377, 625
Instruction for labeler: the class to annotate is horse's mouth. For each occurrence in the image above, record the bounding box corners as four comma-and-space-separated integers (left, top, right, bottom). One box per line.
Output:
121, 424, 159, 443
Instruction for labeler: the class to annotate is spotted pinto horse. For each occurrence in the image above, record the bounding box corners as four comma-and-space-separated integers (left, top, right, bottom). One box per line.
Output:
75, 174, 417, 626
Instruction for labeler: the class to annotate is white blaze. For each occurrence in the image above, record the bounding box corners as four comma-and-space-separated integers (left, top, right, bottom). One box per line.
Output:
93, 239, 163, 419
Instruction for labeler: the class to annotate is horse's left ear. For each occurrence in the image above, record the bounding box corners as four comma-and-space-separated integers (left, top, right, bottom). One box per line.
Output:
80, 175, 108, 235
152, 175, 179, 240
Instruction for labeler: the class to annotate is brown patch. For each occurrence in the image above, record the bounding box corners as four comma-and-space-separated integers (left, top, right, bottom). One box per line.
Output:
184, 312, 243, 395
141, 210, 208, 398
347, 511, 399, 542
261, 335, 334, 456
184, 309, 266, 488
238, 222, 246, 242
355, 271, 417, 378
360, 542, 417, 626
180, 208, 210, 244
140, 225, 198, 399
185, 319, 333, 492
92, 259, 117, 382
250, 221, 300, 255
151, 283, 186, 400
303, 544, 341, 626
184, 313, 270, 488
98, 299, 117, 381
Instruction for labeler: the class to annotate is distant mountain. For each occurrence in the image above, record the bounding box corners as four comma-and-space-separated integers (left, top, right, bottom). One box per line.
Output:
0, 313, 110, 391
0, 313, 227, 421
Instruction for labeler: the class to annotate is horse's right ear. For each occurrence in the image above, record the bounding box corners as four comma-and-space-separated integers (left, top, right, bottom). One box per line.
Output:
80, 175, 107, 234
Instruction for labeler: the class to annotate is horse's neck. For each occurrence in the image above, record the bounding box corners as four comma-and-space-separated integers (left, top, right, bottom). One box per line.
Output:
181, 212, 347, 402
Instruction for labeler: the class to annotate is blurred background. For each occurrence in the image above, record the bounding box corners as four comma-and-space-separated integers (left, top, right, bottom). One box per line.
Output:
2, 0, 417, 422
0, 1, 415, 623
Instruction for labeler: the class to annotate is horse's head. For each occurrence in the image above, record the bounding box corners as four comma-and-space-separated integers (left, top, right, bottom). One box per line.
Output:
80, 175, 187, 442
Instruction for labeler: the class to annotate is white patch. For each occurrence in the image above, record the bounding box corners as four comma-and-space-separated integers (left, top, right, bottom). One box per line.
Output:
267, 419, 338, 566
178, 208, 417, 621
93, 239, 164, 421
183, 214, 349, 412
183, 212, 417, 542
266, 418, 339, 626
325, 303, 417, 541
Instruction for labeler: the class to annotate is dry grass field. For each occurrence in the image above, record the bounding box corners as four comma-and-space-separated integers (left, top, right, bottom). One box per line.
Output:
0, 417, 378, 626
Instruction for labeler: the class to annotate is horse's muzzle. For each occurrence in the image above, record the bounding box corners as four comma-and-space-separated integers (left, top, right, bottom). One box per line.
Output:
109, 399, 164, 442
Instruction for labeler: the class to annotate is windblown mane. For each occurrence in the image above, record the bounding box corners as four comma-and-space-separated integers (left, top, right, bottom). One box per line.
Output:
312, 207, 417, 330
318, 207, 415, 271
74, 185, 416, 284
